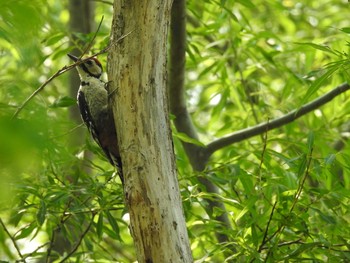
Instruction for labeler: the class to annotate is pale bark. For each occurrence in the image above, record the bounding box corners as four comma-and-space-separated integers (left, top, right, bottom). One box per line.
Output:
108, 1, 193, 262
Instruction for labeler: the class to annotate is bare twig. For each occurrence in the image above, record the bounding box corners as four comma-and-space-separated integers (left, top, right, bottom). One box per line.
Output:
79, 16, 104, 59
259, 239, 350, 252
22, 242, 50, 261
263, 149, 313, 262
58, 212, 96, 263
45, 198, 73, 263
290, 148, 313, 213
12, 16, 105, 120
50, 123, 85, 139
12, 31, 133, 120
257, 201, 277, 253
0, 218, 25, 262
206, 83, 350, 156
12, 64, 75, 120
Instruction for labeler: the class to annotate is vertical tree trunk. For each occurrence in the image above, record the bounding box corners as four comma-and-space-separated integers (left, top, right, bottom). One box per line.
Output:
108, 1, 193, 262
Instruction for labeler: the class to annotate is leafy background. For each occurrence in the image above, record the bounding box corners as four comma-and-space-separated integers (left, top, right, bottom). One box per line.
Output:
0, 0, 350, 262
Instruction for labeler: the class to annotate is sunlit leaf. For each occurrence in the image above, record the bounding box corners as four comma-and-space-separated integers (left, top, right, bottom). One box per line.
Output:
307, 131, 314, 152
36, 199, 46, 226
172, 131, 206, 147
300, 65, 339, 105
14, 223, 36, 240
49, 96, 76, 108
105, 210, 121, 240
96, 212, 104, 239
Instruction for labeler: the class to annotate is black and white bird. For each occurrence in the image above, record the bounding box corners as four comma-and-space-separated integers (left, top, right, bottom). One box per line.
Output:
68, 54, 123, 181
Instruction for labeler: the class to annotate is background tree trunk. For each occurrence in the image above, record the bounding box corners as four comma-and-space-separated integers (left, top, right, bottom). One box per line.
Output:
108, 1, 193, 262
42, 1, 95, 262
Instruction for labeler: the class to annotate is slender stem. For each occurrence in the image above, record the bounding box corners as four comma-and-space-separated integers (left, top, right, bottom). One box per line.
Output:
58, 212, 96, 263
206, 83, 350, 156
11, 31, 132, 120
0, 218, 25, 262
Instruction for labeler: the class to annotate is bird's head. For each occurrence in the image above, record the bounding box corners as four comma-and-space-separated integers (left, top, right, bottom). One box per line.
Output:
68, 54, 103, 79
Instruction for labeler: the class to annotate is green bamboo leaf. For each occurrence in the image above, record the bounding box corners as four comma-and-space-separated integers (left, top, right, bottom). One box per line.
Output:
172, 131, 206, 147
340, 27, 350, 34
105, 210, 121, 240
297, 153, 307, 177
14, 223, 36, 240
96, 213, 104, 239
236, 0, 256, 9
307, 131, 314, 152
44, 32, 66, 46
49, 96, 76, 108
284, 242, 322, 259
239, 170, 254, 195
300, 65, 339, 105
36, 200, 46, 226
325, 154, 336, 166
295, 42, 337, 55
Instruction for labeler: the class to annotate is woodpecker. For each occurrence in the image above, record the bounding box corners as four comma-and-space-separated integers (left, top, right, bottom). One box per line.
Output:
68, 54, 123, 181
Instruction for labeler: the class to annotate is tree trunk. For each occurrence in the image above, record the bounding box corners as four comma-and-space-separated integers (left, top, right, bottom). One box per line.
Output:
108, 1, 193, 262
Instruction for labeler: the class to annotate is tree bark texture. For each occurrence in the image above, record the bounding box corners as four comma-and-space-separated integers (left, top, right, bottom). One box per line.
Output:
108, 1, 193, 262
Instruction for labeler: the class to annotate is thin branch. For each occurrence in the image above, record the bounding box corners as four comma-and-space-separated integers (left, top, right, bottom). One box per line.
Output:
259, 240, 350, 252
263, 149, 313, 262
290, 148, 313, 213
12, 64, 75, 120
45, 198, 73, 263
79, 16, 104, 59
22, 242, 50, 261
58, 212, 96, 263
12, 16, 104, 120
12, 55, 99, 120
257, 201, 277, 253
206, 83, 350, 156
11, 31, 132, 120
0, 218, 25, 262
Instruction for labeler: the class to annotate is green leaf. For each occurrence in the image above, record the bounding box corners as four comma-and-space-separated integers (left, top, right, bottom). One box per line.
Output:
14, 223, 36, 240
96, 213, 104, 239
172, 131, 206, 147
36, 200, 46, 226
105, 210, 121, 240
300, 65, 339, 105
307, 131, 314, 152
297, 154, 307, 178
284, 242, 322, 259
44, 32, 66, 46
312, 208, 337, 224
295, 42, 337, 55
236, 0, 256, 9
239, 170, 254, 195
49, 96, 77, 108
324, 154, 336, 166
340, 27, 350, 34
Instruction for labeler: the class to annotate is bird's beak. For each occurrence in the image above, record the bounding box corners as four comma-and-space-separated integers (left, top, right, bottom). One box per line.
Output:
67, 53, 79, 62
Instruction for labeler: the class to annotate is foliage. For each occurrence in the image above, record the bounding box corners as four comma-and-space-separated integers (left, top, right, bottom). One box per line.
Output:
0, 0, 350, 262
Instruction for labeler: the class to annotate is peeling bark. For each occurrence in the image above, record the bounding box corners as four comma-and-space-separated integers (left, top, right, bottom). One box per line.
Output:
108, 1, 193, 262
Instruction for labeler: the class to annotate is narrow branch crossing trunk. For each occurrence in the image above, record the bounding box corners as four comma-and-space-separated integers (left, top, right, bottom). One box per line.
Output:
108, 1, 193, 262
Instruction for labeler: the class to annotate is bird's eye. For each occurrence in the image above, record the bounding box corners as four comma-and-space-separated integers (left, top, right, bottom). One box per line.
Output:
86, 60, 93, 66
